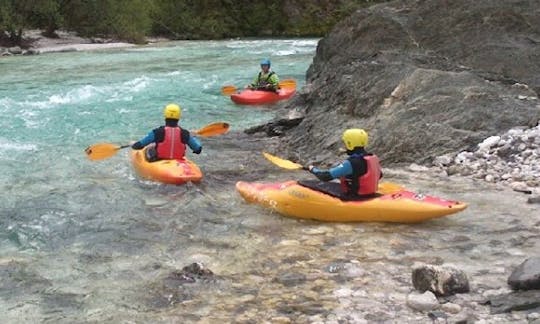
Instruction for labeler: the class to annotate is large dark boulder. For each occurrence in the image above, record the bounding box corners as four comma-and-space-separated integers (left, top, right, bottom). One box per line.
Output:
508, 257, 540, 291
261, 0, 540, 165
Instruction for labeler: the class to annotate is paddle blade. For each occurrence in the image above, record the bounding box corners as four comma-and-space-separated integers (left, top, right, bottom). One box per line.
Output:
263, 152, 304, 170
279, 79, 296, 90
85, 143, 122, 161
221, 85, 237, 96
194, 122, 230, 137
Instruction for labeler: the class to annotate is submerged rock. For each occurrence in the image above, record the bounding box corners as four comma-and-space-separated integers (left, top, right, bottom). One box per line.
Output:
528, 196, 540, 204
274, 272, 307, 287
168, 262, 214, 284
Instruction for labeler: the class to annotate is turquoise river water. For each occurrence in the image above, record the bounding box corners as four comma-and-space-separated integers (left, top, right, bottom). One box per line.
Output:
1, 39, 538, 323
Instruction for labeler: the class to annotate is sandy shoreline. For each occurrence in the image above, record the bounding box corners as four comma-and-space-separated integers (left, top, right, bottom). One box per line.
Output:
1, 30, 169, 55
28, 30, 136, 53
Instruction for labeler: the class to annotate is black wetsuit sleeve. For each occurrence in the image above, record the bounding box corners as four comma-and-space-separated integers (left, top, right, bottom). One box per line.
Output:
181, 129, 190, 144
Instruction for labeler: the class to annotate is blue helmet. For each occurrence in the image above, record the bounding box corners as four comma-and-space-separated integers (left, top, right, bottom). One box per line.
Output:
260, 58, 271, 66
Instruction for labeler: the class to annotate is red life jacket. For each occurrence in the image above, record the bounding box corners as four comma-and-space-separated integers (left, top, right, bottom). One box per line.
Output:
156, 126, 186, 160
340, 155, 381, 196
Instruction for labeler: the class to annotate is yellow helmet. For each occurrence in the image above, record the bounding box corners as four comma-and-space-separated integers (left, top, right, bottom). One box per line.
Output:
163, 103, 181, 120
342, 128, 368, 150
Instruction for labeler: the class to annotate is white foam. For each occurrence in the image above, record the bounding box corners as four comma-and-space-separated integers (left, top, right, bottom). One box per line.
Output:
0, 138, 38, 152
275, 50, 297, 56
123, 76, 151, 92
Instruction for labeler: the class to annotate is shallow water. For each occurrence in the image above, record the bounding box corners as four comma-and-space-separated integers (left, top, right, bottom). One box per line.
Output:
1, 40, 539, 323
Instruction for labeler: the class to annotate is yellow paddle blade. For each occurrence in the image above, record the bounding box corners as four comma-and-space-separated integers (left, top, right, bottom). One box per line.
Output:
221, 85, 237, 96
262, 152, 304, 170
378, 182, 405, 194
194, 122, 230, 137
279, 79, 296, 90
85, 143, 123, 161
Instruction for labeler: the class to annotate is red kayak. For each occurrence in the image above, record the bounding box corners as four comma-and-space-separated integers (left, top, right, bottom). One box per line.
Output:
230, 88, 296, 105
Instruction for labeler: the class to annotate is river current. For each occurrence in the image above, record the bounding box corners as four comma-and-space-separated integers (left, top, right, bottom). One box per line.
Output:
1, 39, 538, 323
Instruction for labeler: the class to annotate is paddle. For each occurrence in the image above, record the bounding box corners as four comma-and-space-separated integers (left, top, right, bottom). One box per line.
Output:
221, 79, 297, 96
262, 152, 405, 194
85, 122, 230, 161
262, 152, 307, 170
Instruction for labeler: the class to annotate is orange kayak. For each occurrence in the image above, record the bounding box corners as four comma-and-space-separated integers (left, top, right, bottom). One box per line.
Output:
130, 147, 202, 184
236, 180, 467, 223
230, 88, 295, 105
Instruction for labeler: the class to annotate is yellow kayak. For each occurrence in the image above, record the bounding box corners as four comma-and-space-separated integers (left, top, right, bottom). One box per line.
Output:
130, 147, 202, 184
236, 180, 467, 223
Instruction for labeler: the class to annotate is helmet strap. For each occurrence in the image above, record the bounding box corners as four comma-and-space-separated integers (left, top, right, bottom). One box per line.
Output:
165, 119, 179, 126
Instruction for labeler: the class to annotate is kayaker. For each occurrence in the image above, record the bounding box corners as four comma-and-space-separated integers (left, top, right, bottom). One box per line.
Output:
246, 58, 280, 92
131, 103, 202, 162
308, 129, 382, 197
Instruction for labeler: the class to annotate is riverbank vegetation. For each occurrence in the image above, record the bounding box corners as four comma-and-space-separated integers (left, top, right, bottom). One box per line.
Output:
0, 0, 386, 47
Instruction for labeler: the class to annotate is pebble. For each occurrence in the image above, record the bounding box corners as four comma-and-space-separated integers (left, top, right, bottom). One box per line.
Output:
434, 125, 540, 192
406, 291, 439, 312
334, 288, 353, 298
440, 302, 461, 314
270, 316, 292, 324
528, 312, 540, 320
278, 239, 300, 246
302, 226, 334, 235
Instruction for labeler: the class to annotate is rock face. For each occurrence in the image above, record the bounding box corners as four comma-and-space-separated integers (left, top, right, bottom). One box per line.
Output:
263, 0, 540, 166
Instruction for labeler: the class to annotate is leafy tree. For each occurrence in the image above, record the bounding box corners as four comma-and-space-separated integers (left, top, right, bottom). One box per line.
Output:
1, 0, 391, 47
61, 0, 152, 43
31, 0, 65, 38
0, 0, 33, 45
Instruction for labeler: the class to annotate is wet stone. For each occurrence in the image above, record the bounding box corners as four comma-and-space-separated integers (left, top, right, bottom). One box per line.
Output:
41, 292, 84, 311
274, 272, 307, 287
164, 263, 214, 287
271, 316, 292, 323
528, 312, 540, 321
412, 264, 470, 296
407, 291, 440, 312
484, 290, 540, 314
527, 196, 540, 204
441, 302, 462, 314
275, 301, 327, 316
428, 310, 448, 321
0, 261, 51, 297
508, 257, 540, 290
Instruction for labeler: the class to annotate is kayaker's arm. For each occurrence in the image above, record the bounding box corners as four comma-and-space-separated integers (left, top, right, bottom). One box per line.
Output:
309, 160, 353, 182
187, 136, 202, 154
247, 75, 259, 89
131, 131, 155, 149
268, 73, 279, 89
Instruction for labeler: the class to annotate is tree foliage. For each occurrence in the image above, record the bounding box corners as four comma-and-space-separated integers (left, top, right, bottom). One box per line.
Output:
0, 0, 388, 46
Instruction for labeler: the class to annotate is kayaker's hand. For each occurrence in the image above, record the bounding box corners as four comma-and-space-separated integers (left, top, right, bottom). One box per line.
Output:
131, 141, 143, 150
308, 165, 315, 172
192, 147, 202, 154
